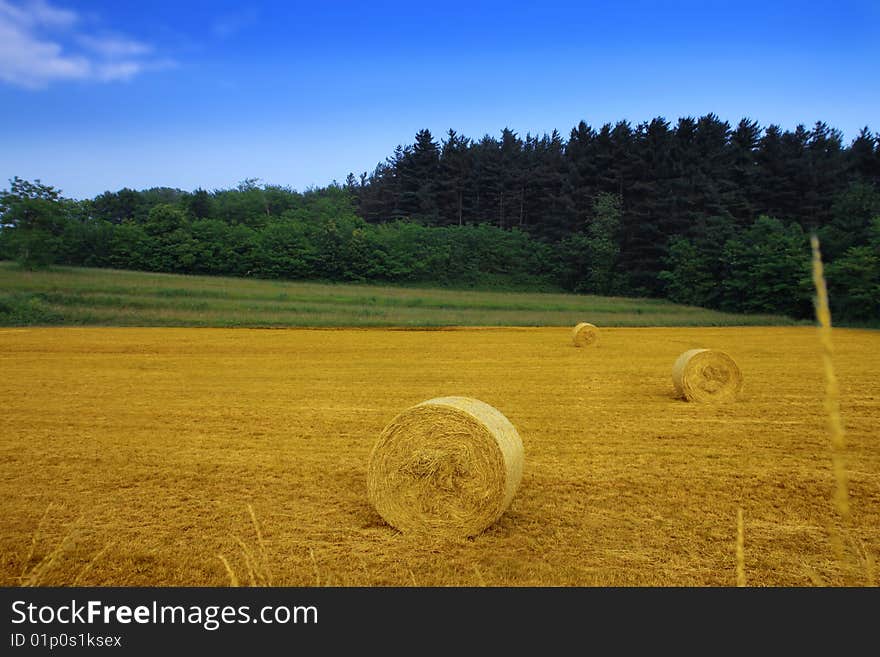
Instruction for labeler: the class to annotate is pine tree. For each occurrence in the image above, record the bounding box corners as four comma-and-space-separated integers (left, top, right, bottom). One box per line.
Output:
472, 134, 502, 225
397, 129, 440, 222
805, 121, 847, 228
727, 118, 762, 224
848, 127, 878, 181
566, 121, 598, 229
779, 124, 812, 224
529, 130, 574, 240
499, 128, 524, 229
438, 129, 472, 225
618, 118, 674, 294
755, 124, 788, 219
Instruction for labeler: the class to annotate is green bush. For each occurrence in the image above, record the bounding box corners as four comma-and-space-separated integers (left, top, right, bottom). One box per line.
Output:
0, 293, 63, 325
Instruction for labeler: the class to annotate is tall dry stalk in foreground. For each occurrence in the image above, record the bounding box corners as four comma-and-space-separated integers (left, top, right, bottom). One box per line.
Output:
218, 505, 273, 587
735, 508, 746, 587
809, 236, 853, 575
18, 505, 92, 587
19, 504, 55, 584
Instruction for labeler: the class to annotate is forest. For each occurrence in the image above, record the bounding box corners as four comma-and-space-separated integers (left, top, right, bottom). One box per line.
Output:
1, 114, 878, 322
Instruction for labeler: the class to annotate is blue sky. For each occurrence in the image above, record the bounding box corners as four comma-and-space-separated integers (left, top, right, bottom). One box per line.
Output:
1, 0, 878, 199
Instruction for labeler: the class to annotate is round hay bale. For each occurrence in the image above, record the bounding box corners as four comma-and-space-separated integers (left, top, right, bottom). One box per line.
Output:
572, 322, 599, 347
367, 396, 524, 537
672, 348, 743, 403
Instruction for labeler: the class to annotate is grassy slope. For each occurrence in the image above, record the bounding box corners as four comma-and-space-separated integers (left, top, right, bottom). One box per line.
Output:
0, 262, 798, 327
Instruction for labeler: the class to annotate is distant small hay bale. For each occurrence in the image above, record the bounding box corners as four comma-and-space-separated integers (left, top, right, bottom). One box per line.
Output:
367, 396, 524, 538
672, 348, 743, 403
572, 322, 599, 347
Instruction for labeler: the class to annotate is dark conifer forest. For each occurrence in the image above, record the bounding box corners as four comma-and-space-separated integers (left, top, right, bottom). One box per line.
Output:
2, 115, 879, 322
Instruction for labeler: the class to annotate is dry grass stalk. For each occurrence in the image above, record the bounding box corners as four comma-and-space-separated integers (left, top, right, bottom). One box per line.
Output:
72, 542, 115, 586
21, 526, 80, 587
21, 541, 70, 587
19, 503, 55, 583
810, 236, 877, 586
736, 508, 746, 587
217, 554, 239, 587
809, 236, 851, 529
309, 548, 321, 586
803, 564, 825, 587
18, 507, 86, 587
862, 543, 876, 587
473, 564, 487, 587
217, 506, 273, 587
247, 504, 273, 585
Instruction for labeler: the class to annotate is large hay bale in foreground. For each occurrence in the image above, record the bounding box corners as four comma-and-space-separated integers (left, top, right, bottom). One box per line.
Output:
672, 348, 743, 403
367, 396, 524, 537
572, 322, 599, 347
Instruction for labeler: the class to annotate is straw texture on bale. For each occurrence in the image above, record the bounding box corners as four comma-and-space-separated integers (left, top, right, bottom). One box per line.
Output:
672, 348, 743, 403
367, 396, 524, 537
572, 322, 599, 347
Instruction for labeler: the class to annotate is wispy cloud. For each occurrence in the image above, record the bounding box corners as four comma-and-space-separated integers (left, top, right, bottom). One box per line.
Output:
0, 0, 76, 28
77, 34, 153, 58
0, 0, 172, 89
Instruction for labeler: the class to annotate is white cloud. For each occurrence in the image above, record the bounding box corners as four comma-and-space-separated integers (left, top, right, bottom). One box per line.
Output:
0, 19, 88, 88
0, 0, 76, 28
95, 60, 143, 82
22, 0, 76, 27
0, 0, 172, 89
77, 34, 153, 57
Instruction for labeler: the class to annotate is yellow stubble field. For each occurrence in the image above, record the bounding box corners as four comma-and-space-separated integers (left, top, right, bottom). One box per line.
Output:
1, 326, 878, 586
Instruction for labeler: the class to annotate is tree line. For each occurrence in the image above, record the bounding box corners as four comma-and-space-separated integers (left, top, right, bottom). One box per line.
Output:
1, 114, 878, 322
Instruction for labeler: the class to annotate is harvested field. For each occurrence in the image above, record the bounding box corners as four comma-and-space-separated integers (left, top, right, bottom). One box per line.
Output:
1, 326, 878, 586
